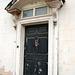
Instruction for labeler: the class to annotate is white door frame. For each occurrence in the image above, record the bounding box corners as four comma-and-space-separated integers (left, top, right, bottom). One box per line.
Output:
15, 15, 58, 75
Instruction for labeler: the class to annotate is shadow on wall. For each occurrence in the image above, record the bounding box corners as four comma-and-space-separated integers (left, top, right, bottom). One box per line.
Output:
0, 67, 12, 75
62, 0, 65, 3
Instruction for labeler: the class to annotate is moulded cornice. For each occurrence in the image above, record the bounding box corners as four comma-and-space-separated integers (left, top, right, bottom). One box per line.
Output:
5, 0, 65, 16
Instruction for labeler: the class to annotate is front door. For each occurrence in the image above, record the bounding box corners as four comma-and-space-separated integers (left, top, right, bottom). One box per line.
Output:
24, 23, 48, 75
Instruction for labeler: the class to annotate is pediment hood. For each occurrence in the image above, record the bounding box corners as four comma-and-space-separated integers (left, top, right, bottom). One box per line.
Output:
5, 0, 65, 15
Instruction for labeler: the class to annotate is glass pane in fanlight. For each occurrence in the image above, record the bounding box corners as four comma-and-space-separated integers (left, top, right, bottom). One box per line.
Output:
23, 9, 33, 18
36, 7, 47, 16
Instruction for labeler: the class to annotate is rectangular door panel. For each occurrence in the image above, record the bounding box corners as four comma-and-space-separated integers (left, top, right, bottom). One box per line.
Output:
25, 60, 34, 75
37, 62, 48, 75
26, 38, 35, 53
38, 38, 48, 54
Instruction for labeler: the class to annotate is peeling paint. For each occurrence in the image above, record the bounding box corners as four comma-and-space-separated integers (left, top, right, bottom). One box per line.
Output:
0, 67, 12, 75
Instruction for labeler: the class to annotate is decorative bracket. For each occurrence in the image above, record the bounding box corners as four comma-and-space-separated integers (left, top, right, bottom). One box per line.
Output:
52, 8, 58, 26
12, 14, 19, 30
7, 8, 21, 16
7, 8, 21, 30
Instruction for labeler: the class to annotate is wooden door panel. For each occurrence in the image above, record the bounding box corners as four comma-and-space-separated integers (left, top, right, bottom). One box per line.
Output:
37, 62, 48, 75
26, 27, 37, 34
24, 24, 48, 75
38, 25, 48, 33
25, 60, 34, 75
26, 38, 35, 53
38, 38, 48, 54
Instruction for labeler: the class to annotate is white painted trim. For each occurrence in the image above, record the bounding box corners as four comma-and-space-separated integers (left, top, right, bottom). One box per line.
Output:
13, 41, 16, 75
52, 8, 58, 75
19, 15, 51, 24
15, 11, 58, 75
48, 16, 54, 75
16, 22, 21, 75
19, 25, 25, 75
53, 21, 58, 75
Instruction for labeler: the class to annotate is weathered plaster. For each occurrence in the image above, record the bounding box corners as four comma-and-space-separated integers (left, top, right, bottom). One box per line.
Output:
0, 0, 75, 75
58, 0, 75, 75
0, 0, 16, 73
0, 67, 12, 75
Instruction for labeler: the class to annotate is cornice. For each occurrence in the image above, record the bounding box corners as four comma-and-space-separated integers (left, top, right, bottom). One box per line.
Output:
5, 0, 65, 16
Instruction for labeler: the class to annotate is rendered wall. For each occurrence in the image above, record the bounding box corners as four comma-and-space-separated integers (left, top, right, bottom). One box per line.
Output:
0, 0, 16, 75
58, 0, 75, 75
0, 0, 75, 75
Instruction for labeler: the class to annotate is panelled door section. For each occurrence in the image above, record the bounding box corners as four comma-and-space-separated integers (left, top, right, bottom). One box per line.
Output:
24, 24, 48, 75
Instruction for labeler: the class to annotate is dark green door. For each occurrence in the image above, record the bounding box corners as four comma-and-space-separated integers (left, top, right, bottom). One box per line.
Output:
24, 24, 48, 75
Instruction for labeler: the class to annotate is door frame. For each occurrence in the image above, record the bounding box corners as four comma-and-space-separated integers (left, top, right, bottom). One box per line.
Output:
15, 15, 58, 75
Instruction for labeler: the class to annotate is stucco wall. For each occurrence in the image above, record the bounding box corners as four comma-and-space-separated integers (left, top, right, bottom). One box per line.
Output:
0, 0, 16, 75
58, 0, 75, 75
0, 0, 75, 75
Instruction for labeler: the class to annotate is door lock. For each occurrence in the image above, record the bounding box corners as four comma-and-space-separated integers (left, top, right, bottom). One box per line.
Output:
35, 40, 39, 46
